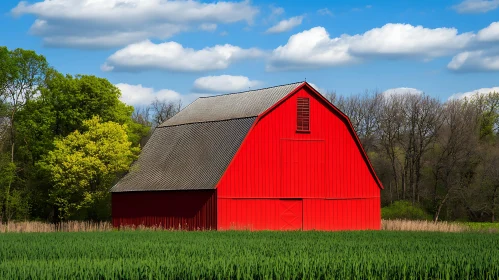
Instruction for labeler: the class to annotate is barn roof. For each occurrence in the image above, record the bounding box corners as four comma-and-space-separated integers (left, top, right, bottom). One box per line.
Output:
112, 82, 304, 192
159, 82, 302, 127
111, 117, 255, 192
112, 81, 384, 193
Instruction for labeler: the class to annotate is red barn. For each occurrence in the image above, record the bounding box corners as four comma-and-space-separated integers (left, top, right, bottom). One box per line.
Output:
111, 82, 383, 230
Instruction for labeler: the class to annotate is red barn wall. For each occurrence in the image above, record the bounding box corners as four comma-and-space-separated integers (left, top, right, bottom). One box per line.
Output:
216, 87, 380, 231
112, 190, 217, 230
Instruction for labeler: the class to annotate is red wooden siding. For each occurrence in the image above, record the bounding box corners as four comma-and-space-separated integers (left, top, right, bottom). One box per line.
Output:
112, 190, 217, 230
216, 86, 381, 230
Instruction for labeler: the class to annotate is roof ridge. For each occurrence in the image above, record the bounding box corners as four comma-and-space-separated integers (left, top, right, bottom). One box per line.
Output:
158, 116, 257, 128
198, 81, 304, 99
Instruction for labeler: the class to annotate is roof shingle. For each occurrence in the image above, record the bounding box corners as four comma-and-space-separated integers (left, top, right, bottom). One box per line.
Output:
111, 117, 256, 192
159, 82, 302, 127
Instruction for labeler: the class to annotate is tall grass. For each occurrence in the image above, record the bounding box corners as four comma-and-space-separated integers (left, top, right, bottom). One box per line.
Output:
382, 219, 468, 232
0, 221, 113, 233
1, 219, 496, 233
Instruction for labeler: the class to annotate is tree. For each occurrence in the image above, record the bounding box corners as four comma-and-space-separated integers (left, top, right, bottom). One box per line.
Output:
0, 48, 48, 223
150, 98, 182, 127
0, 47, 10, 95
17, 70, 151, 160
0, 48, 48, 162
39, 116, 138, 220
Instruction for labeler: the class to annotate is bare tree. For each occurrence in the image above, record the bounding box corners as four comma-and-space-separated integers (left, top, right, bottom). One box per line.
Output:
378, 94, 406, 201
430, 99, 482, 221
132, 105, 152, 127
150, 98, 182, 127
326, 90, 382, 153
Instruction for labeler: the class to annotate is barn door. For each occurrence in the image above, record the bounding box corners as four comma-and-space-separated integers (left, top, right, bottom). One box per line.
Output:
278, 199, 303, 230
281, 139, 325, 197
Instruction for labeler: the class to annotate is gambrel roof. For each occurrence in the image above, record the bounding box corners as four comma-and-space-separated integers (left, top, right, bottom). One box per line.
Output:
111, 82, 302, 193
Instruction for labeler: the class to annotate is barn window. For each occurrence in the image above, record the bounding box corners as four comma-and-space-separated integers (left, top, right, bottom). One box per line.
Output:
297, 97, 310, 132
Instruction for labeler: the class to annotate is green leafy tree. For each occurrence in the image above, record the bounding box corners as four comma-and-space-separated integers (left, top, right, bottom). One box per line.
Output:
17, 71, 149, 161
39, 116, 138, 221
14, 71, 150, 220
0, 48, 48, 162
0, 47, 48, 223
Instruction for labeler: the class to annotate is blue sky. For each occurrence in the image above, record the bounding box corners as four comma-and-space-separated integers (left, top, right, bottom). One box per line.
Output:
1, 0, 499, 106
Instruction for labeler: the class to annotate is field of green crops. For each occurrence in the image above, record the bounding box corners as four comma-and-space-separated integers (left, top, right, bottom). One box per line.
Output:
1, 231, 498, 279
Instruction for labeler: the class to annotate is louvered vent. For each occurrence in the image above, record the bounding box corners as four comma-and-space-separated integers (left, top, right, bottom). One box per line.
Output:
297, 97, 310, 132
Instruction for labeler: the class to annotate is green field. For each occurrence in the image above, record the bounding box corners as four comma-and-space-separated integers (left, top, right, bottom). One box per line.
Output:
1, 231, 498, 279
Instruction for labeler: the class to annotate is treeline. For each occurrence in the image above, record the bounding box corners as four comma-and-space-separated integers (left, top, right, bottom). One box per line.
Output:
327, 90, 499, 222
1, 47, 498, 223
0, 47, 180, 223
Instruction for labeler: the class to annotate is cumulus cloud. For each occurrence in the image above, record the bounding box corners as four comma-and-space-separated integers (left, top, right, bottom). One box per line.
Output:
448, 87, 499, 100
116, 83, 182, 106
269, 27, 356, 70
193, 75, 261, 92
11, 0, 258, 49
266, 16, 304, 34
348, 24, 473, 57
452, 0, 499, 14
102, 40, 265, 72
268, 24, 474, 70
477, 22, 499, 42
447, 50, 499, 72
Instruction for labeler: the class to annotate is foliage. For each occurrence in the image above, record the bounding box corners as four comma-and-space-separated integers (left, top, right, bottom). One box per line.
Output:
39, 116, 138, 220
11, 66, 150, 221
0, 231, 498, 279
382, 201, 432, 221
0, 153, 30, 222
463, 222, 499, 232
16, 70, 149, 161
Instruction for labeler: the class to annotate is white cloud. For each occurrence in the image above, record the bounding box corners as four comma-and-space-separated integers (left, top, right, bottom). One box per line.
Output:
12, 0, 258, 49
477, 21, 499, 42
269, 27, 356, 70
452, 0, 499, 14
269, 24, 474, 70
448, 87, 499, 100
116, 83, 181, 106
193, 75, 261, 92
317, 8, 333, 16
382, 87, 424, 99
447, 50, 499, 72
102, 40, 265, 72
199, 23, 217, 32
348, 24, 473, 57
266, 16, 304, 34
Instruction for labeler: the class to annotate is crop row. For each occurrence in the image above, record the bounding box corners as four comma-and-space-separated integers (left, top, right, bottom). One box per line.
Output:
1, 231, 498, 279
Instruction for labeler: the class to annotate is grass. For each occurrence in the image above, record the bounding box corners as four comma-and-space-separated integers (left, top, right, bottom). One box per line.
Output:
382, 219, 468, 232
462, 222, 499, 233
1, 219, 498, 233
0, 230, 498, 279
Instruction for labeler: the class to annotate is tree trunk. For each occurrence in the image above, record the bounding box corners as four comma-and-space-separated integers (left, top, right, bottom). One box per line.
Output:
492, 186, 498, 223
434, 192, 449, 222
